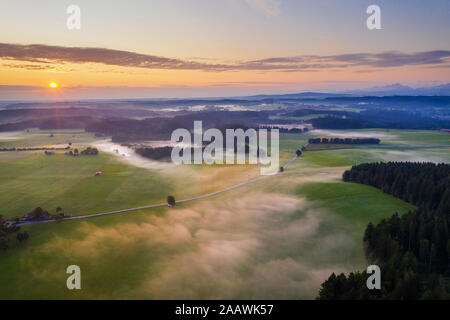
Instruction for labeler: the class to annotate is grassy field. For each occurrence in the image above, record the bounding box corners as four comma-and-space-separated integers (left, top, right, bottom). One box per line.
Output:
299, 129, 450, 167
302, 150, 354, 167
0, 128, 448, 299
0, 130, 264, 218
0, 129, 97, 148
0, 173, 416, 299
0, 152, 172, 219
296, 181, 416, 233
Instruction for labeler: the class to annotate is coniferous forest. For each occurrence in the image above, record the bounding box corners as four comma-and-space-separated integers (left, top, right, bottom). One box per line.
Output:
318, 162, 450, 300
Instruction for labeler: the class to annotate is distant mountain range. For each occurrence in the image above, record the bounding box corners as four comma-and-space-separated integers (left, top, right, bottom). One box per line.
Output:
235, 83, 450, 100
344, 83, 450, 96
243, 92, 348, 99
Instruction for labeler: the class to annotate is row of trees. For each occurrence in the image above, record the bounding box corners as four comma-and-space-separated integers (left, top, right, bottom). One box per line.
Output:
308, 137, 380, 144
318, 162, 449, 300
65, 147, 99, 156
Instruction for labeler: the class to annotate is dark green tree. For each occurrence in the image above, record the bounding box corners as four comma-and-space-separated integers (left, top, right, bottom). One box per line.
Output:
167, 195, 176, 206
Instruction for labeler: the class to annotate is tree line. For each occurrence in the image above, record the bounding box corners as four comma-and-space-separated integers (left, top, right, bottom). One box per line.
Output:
135, 143, 269, 162
65, 147, 99, 156
318, 162, 449, 300
309, 137, 380, 144
259, 126, 309, 133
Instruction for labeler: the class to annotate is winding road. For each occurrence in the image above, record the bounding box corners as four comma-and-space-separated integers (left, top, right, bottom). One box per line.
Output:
16, 154, 300, 226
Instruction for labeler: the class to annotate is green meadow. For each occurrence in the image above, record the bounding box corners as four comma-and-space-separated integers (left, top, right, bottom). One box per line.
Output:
296, 181, 416, 241
0, 129, 448, 299
0, 151, 171, 219
0, 129, 97, 148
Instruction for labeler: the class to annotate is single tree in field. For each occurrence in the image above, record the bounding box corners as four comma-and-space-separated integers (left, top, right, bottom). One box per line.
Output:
279, 166, 284, 172
17, 231, 29, 243
296, 149, 302, 156
167, 195, 176, 207
55, 206, 64, 220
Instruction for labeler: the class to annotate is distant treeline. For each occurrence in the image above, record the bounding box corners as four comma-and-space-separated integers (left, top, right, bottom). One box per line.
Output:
86, 111, 269, 142
65, 147, 99, 156
0, 116, 95, 132
308, 137, 380, 144
311, 113, 450, 130
318, 162, 450, 300
281, 108, 346, 118
259, 126, 308, 133
0, 107, 160, 129
311, 117, 375, 129
1, 97, 448, 136
135, 143, 267, 162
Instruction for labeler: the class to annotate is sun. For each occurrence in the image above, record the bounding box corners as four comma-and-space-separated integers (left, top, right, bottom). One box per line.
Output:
49, 82, 58, 89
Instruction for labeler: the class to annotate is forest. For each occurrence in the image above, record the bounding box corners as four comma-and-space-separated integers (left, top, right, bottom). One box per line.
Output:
318, 162, 450, 300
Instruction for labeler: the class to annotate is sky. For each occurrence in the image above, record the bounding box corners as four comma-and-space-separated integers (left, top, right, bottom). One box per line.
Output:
0, 0, 449, 99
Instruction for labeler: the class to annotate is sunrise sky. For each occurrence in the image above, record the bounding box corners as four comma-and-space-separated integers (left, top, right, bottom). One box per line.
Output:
1, 0, 449, 99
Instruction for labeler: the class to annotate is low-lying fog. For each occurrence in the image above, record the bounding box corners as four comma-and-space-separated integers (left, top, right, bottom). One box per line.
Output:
0, 131, 25, 140
311, 129, 397, 139
36, 187, 353, 299
370, 149, 450, 164
92, 140, 174, 170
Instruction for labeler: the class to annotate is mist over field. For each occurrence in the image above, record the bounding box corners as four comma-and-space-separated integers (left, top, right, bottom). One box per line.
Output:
0, 131, 23, 140
22, 189, 353, 299
373, 149, 450, 164
92, 140, 174, 170
0, 123, 446, 300
311, 130, 397, 139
